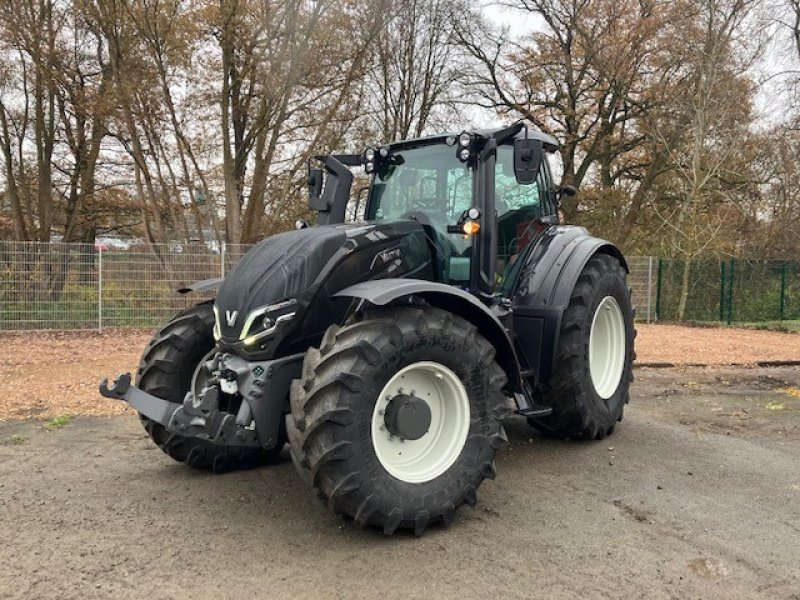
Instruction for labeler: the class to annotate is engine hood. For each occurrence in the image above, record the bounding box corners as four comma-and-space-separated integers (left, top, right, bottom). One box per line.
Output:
215, 225, 349, 341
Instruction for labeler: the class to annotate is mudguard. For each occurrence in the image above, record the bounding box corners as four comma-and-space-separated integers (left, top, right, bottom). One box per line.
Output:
334, 278, 522, 392
177, 277, 224, 294
510, 225, 627, 388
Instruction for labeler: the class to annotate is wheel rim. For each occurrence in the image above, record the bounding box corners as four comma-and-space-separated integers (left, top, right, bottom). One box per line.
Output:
589, 296, 626, 400
371, 361, 470, 484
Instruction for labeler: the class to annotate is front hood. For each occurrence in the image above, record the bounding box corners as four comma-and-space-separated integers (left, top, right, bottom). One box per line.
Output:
215, 225, 349, 341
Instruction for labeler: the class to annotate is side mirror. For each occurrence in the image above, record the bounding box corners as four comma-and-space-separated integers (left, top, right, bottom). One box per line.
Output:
513, 138, 543, 185
559, 185, 577, 198
307, 168, 323, 203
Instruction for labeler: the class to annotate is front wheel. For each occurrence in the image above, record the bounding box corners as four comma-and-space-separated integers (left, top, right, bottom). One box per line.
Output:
137, 302, 285, 473
529, 253, 635, 440
286, 306, 509, 535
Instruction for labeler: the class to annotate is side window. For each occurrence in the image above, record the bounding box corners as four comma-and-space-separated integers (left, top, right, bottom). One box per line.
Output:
495, 146, 542, 274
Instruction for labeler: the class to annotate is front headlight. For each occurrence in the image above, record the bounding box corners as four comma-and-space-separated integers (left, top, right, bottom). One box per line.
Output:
239, 299, 298, 346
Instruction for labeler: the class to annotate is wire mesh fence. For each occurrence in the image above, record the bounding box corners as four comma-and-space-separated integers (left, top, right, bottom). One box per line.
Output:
654, 257, 800, 324
627, 255, 657, 323
0, 240, 795, 331
0, 241, 250, 331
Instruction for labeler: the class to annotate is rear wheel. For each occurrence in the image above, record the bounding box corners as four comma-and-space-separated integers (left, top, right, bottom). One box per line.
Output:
286, 306, 509, 535
528, 253, 635, 439
137, 302, 284, 473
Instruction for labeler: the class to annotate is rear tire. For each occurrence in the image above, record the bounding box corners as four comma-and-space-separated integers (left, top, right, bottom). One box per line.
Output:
137, 302, 284, 473
528, 253, 635, 440
286, 306, 509, 535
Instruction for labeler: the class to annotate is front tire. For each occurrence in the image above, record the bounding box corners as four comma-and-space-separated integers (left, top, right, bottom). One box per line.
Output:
529, 253, 635, 440
286, 306, 509, 535
137, 302, 285, 473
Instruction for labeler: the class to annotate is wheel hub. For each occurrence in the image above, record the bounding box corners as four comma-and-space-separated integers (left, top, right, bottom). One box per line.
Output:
383, 393, 431, 440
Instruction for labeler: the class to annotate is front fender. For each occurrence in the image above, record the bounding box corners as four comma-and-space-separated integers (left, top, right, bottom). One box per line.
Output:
334, 279, 522, 392
177, 277, 224, 295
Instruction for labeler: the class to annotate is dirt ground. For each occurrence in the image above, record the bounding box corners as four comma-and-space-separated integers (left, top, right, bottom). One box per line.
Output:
1, 365, 799, 599
1, 324, 799, 421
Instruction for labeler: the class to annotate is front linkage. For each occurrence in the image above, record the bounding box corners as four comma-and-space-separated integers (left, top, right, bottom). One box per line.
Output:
100, 352, 302, 451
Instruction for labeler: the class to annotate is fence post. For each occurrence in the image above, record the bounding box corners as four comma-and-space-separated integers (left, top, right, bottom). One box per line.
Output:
98, 245, 103, 332
655, 258, 663, 321
780, 262, 787, 321
719, 260, 726, 322
221, 242, 226, 278
727, 257, 735, 325
646, 256, 653, 324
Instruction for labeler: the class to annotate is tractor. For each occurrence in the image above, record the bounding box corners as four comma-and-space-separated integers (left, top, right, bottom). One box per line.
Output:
100, 122, 635, 535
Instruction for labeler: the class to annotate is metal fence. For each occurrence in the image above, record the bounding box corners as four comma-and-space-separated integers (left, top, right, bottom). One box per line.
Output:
654, 257, 800, 324
0, 241, 250, 331
0, 241, 795, 331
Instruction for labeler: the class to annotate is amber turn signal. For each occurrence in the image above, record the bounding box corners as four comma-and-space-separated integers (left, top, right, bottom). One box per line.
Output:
462, 220, 480, 235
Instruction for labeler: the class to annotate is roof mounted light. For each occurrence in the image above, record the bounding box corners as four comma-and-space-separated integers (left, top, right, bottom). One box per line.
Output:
456, 132, 474, 162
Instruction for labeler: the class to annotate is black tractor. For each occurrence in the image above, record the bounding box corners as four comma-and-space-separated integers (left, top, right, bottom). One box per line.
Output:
101, 122, 634, 535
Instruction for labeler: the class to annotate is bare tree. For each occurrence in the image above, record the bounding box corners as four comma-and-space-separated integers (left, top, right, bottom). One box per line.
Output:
456, 0, 677, 222
651, 0, 762, 319
366, 0, 464, 142
0, 0, 59, 241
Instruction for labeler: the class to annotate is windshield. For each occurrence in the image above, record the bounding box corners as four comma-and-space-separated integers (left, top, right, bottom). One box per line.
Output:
367, 144, 473, 225
367, 144, 474, 284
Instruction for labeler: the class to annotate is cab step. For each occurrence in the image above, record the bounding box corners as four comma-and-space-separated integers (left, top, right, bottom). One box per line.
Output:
515, 405, 553, 418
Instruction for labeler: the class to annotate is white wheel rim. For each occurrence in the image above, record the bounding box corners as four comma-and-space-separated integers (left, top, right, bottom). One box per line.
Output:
589, 296, 626, 400
371, 361, 470, 484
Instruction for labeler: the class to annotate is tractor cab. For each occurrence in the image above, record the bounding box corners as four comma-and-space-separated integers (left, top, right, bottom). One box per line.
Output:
308, 122, 561, 300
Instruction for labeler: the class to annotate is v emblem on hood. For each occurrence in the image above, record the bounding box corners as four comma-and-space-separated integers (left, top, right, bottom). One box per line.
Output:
225, 310, 238, 327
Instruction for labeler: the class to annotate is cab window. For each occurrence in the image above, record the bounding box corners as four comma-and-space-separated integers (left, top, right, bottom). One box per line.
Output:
495, 145, 542, 273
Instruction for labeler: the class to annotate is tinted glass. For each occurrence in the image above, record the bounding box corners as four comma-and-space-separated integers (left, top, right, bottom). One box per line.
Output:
495, 145, 541, 267
367, 144, 474, 284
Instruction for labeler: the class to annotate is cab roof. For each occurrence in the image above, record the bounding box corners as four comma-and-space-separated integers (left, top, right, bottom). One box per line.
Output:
388, 126, 559, 153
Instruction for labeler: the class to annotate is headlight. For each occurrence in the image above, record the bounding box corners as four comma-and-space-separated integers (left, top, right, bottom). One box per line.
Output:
238, 299, 298, 345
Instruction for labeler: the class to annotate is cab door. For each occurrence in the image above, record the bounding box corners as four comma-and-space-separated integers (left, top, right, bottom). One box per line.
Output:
494, 145, 556, 292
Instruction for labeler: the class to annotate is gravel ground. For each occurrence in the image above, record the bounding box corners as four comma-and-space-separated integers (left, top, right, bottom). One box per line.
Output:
1, 366, 799, 599
1, 324, 799, 421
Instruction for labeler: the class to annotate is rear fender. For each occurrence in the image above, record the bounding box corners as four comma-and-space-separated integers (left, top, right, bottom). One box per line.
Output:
334, 279, 522, 392
511, 226, 627, 387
